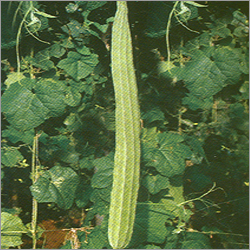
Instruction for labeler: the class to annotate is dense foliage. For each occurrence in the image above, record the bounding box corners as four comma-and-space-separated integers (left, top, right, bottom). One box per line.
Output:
1, 1, 249, 249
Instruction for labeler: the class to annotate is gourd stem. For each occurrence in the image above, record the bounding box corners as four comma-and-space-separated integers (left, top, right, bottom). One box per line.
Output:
31, 132, 40, 249
16, 2, 33, 74
166, 1, 179, 63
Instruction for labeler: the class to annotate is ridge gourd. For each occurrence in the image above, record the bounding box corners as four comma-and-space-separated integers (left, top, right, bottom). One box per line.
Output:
108, 1, 141, 249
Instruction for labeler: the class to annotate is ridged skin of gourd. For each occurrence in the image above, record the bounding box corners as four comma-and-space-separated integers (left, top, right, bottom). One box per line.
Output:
108, 1, 141, 249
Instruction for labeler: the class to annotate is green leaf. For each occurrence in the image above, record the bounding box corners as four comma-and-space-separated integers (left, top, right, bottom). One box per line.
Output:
181, 232, 211, 249
141, 127, 159, 149
1, 212, 27, 248
158, 132, 185, 145
1, 146, 24, 167
61, 38, 75, 49
157, 61, 176, 74
98, 185, 112, 203
80, 226, 108, 249
30, 165, 79, 210
28, 49, 54, 71
129, 203, 170, 246
4, 72, 26, 88
1, 171, 4, 180
2, 126, 34, 145
184, 165, 213, 191
169, 46, 242, 111
61, 20, 86, 38
34, 79, 68, 116
49, 134, 80, 164
183, 135, 207, 161
64, 87, 81, 107
91, 168, 113, 189
164, 230, 179, 249
79, 157, 94, 170
182, 94, 213, 111
76, 45, 92, 56
60, 240, 73, 249
76, 1, 107, 11
100, 111, 116, 131
66, 3, 79, 13
92, 22, 109, 33
142, 107, 165, 125
91, 155, 113, 190
90, 189, 110, 215
57, 51, 98, 81
175, 48, 240, 98
142, 132, 192, 177
49, 43, 66, 58
75, 179, 93, 208
142, 174, 170, 194
160, 184, 191, 223
2, 79, 67, 131
144, 2, 171, 38
93, 152, 114, 171
145, 244, 162, 249
168, 184, 185, 205
182, 32, 211, 52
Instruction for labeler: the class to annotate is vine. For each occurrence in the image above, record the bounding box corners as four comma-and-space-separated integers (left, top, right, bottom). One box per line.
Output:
1, 1, 248, 249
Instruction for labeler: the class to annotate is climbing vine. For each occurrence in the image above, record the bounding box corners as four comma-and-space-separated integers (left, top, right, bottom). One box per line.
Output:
1, 1, 249, 249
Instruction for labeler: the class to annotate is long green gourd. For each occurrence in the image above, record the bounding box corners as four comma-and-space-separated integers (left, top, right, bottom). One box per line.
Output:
108, 1, 141, 249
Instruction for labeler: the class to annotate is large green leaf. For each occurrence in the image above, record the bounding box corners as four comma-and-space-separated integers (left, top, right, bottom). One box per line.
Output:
64, 86, 81, 107
34, 79, 68, 116
93, 152, 114, 171
142, 174, 170, 195
145, 244, 162, 249
48, 43, 66, 58
1, 146, 24, 167
163, 42, 242, 110
48, 134, 80, 164
89, 189, 110, 216
4, 72, 26, 88
30, 166, 79, 210
141, 107, 165, 125
1, 212, 27, 249
2, 126, 34, 145
27, 49, 54, 71
183, 135, 208, 163
181, 232, 211, 249
1, 79, 68, 131
57, 51, 98, 81
173, 47, 241, 99
75, 179, 93, 208
142, 132, 192, 177
80, 226, 108, 249
182, 94, 213, 111
91, 168, 113, 189
76, 1, 107, 11
61, 20, 86, 38
144, 2, 172, 38
129, 203, 171, 246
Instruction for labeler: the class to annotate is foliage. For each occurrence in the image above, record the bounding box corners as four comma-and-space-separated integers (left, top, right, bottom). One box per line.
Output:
1, 1, 249, 249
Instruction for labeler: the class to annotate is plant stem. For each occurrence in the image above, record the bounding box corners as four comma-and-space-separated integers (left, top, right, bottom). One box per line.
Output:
16, 1, 33, 74
166, 1, 179, 64
212, 99, 218, 123
178, 182, 219, 206
178, 112, 182, 134
31, 133, 40, 249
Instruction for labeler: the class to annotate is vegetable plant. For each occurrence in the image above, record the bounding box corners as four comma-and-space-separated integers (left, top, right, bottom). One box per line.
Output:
1, 1, 249, 249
